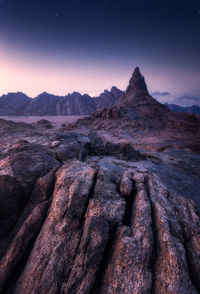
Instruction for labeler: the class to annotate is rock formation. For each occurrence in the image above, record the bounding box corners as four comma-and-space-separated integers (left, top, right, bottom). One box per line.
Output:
71, 67, 200, 152
0, 135, 199, 294
119, 66, 150, 103
0, 92, 31, 116
0, 67, 200, 293
1, 71, 199, 117
87, 67, 170, 122
94, 87, 123, 110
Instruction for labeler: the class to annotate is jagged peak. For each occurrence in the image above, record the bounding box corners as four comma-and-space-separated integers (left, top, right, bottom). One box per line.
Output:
111, 86, 122, 93
115, 67, 156, 106
35, 92, 52, 98
70, 91, 82, 96
126, 66, 149, 97
38, 91, 52, 96
128, 67, 143, 85
131, 66, 142, 77
1, 92, 31, 99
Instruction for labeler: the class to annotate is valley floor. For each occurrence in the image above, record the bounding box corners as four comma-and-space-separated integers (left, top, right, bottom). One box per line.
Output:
0, 115, 86, 124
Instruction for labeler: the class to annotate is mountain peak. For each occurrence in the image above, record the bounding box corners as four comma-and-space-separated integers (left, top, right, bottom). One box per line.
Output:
132, 66, 141, 77
115, 67, 150, 106
126, 66, 149, 98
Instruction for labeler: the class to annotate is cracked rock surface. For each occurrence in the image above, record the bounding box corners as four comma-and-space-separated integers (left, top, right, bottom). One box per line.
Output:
0, 141, 199, 294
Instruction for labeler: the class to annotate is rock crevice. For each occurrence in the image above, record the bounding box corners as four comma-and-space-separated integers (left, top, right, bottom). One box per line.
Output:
0, 143, 199, 294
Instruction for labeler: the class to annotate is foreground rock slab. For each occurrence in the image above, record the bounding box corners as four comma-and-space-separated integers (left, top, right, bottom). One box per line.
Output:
0, 156, 199, 294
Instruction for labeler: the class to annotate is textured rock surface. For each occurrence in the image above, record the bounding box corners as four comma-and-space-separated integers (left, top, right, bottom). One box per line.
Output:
0, 152, 199, 294
0, 67, 200, 294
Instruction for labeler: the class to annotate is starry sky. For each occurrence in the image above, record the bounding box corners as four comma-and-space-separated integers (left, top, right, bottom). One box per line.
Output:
0, 0, 200, 106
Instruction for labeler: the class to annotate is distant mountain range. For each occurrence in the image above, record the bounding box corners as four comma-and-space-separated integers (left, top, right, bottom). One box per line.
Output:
0, 87, 123, 116
165, 103, 200, 116
0, 88, 199, 116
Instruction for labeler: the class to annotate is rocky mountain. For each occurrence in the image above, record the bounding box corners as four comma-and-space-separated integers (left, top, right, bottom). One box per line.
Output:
0, 67, 200, 294
0, 87, 123, 116
1, 75, 199, 118
0, 92, 31, 116
165, 103, 200, 116
73, 67, 200, 136
94, 86, 123, 110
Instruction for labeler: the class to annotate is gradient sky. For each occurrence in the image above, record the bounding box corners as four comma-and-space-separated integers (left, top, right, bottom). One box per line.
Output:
0, 0, 200, 106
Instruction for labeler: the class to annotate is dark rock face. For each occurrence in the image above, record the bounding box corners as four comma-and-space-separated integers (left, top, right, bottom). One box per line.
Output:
58, 93, 96, 115
0, 142, 60, 261
26, 93, 60, 116
0, 119, 33, 137
5, 143, 59, 186
0, 93, 31, 116
104, 142, 142, 160
50, 131, 142, 162
51, 132, 91, 162
94, 87, 123, 110
0, 176, 23, 238
93, 106, 121, 119
124, 66, 150, 101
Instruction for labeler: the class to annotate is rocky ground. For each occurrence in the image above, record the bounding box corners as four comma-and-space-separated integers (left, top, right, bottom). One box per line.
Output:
0, 68, 200, 293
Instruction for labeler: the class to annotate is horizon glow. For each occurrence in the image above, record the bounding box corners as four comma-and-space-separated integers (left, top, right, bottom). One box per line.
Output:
0, 0, 199, 106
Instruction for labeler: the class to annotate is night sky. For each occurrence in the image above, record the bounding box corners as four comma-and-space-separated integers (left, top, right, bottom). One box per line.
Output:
0, 0, 200, 106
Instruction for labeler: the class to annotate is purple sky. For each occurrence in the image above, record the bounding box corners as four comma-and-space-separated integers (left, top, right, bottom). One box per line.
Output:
0, 0, 200, 106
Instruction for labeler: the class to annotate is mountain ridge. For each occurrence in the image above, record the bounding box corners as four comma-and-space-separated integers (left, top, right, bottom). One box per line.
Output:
165, 103, 200, 115
0, 87, 123, 116
1, 79, 199, 116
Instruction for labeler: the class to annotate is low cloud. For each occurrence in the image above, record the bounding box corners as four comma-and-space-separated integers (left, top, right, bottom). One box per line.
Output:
170, 95, 200, 107
149, 90, 200, 106
177, 95, 200, 102
151, 91, 170, 97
